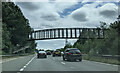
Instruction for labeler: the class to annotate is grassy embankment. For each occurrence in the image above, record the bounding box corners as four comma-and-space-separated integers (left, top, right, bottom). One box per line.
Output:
82, 54, 120, 65
0, 51, 35, 59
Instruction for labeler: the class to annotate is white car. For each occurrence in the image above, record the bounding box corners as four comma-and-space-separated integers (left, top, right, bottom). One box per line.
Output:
37, 51, 47, 58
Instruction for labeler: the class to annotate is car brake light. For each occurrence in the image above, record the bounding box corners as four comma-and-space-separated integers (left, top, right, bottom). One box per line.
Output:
68, 53, 72, 55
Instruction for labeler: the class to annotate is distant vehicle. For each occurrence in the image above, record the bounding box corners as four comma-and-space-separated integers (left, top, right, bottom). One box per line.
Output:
52, 50, 61, 57
37, 51, 47, 58
46, 51, 51, 55
39, 49, 44, 51
63, 48, 82, 61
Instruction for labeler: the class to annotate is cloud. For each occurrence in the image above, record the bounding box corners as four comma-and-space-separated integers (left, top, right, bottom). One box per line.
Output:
15, 2, 118, 50
99, 3, 118, 19
100, 10, 117, 18
16, 2, 40, 11
12, 0, 119, 2
36, 39, 66, 50
41, 23, 53, 28
53, 2, 78, 12
40, 12, 60, 21
16, 2, 118, 29
71, 10, 88, 22
36, 39, 77, 50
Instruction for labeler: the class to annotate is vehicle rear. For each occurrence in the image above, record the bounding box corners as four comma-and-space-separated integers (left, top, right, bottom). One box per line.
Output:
37, 51, 47, 58
46, 51, 51, 55
52, 50, 61, 57
63, 48, 82, 61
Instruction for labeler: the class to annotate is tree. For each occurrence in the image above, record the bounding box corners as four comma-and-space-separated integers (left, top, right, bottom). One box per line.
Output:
71, 18, 119, 55
2, 23, 13, 54
2, 2, 36, 54
63, 42, 73, 51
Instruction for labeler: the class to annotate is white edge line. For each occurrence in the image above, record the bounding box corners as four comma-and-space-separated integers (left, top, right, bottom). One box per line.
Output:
19, 56, 36, 71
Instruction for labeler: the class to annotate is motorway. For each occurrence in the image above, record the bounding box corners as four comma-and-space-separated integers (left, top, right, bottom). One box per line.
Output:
1, 54, 119, 72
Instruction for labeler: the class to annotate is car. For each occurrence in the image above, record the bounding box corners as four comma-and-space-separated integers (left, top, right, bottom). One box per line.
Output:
63, 48, 82, 61
46, 51, 51, 55
37, 51, 47, 58
52, 50, 61, 57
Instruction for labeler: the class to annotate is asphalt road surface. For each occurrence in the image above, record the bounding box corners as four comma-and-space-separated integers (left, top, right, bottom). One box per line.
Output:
1, 55, 119, 72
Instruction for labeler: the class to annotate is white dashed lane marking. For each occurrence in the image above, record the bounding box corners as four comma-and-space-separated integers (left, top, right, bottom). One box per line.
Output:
20, 56, 36, 71
61, 62, 65, 65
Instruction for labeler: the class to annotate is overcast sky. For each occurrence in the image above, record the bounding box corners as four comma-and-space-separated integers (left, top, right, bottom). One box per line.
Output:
15, 0, 119, 50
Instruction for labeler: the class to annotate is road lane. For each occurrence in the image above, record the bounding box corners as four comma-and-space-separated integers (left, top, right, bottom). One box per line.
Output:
1, 55, 118, 71
23, 55, 118, 71
2, 55, 35, 71
24, 56, 70, 71
51, 56, 118, 71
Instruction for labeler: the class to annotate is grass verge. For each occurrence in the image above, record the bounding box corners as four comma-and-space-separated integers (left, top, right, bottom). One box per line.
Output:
82, 54, 120, 65
2, 53, 35, 59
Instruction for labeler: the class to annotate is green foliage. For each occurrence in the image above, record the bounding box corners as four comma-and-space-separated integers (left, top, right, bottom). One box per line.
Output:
71, 20, 119, 55
82, 54, 120, 65
56, 49, 62, 51
45, 49, 54, 53
2, 23, 13, 54
63, 43, 73, 51
2, 2, 36, 54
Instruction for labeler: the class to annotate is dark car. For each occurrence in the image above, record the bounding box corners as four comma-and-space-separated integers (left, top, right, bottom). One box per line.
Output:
63, 48, 82, 61
46, 51, 51, 55
52, 50, 61, 57
37, 51, 47, 58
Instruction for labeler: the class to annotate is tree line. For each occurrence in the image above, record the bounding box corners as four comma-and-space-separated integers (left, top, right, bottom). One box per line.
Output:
2, 2, 37, 54
63, 18, 120, 55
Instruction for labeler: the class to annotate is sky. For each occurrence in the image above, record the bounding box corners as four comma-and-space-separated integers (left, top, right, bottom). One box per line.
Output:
14, 0, 119, 50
